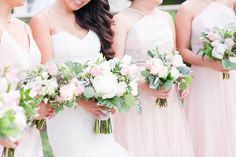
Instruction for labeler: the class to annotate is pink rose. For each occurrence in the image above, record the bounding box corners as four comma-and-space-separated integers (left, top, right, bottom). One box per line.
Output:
90, 67, 100, 77
207, 32, 218, 41
3, 91, 20, 107
121, 66, 130, 76
47, 64, 58, 76
32, 83, 42, 94
75, 85, 85, 95
225, 38, 234, 50
145, 62, 152, 71
60, 84, 76, 101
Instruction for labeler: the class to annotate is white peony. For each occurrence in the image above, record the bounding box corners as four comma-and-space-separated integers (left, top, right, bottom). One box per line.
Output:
0, 78, 8, 93
170, 67, 180, 80
14, 107, 27, 131
211, 39, 221, 47
121, 55, 132, 65
41, 72, 49, 80
130, 81, 138, 96
41, 78, 58, 95
229, 57, 236, 64
92, 73, 119, 99
173, 54, 184, 67
116, 82, 127, 97
2, 90, 20, 108
60, 83, 76, 101
212, 43, 227, 59
159, 66, 169, 78
97, 62, 112, 75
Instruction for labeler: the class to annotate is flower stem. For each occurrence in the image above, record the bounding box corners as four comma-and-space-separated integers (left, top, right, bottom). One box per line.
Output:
223, 72, 230, 80
156, 98, 167, 108
1, 148, 14, 157
94, 118, 112, 134
33, 120, 46, 130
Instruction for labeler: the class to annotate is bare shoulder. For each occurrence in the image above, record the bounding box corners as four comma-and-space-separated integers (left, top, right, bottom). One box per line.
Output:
156, 9, 173, 22
113, 9, 134, 25
113, 9, 137, 32
30, 11, 50, 28
11, 18, 27, 28
177, 0, 196, 18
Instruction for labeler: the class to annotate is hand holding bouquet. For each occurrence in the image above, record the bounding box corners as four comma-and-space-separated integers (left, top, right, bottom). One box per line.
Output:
141, 48, 192, 108
199, 24, 236, 79
0, 66, 28, 157
22, 63, 85, 129
76, 54, 139, 134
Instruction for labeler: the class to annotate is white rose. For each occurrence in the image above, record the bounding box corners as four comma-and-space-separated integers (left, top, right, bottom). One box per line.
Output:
159, 66, 169, 78
14, 107, 27, 131
173, 54, 184, 67
229, 57, 236, 64
212, 43, 227, 59
0, 78, 8, 93
150, 66, 160, 75
60, 83, 76, 101
129, 65, 138, 77
92, 73, 118, 99
211, 39, 221, 47
130, 81, 138, 96
116, 82, 127, 97
97, 62, 111, 75
170, 67, 180, 80
121, 55, 132, 65
41, 78, 58, 95
41, 72, 49, 79
152, 58, 163, 67
150, 58, 164, 75
3, 90, 20, 108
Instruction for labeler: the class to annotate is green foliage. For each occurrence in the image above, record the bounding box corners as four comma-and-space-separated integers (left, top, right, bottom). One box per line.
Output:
0, 111, 19, 139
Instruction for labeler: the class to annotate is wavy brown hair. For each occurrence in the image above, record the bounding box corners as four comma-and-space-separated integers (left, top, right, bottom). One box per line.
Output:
74, 0, 114, 60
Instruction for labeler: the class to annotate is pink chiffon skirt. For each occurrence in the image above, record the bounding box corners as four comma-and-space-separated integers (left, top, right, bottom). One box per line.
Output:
185, 66, 236, 157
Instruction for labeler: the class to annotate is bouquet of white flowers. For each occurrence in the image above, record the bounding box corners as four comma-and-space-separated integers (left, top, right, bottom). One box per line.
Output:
22, 63, 85, 129
141, 48, 192, 108
0, 66, 29, 157
75, 54, 139, 134
199, 24, 236, 79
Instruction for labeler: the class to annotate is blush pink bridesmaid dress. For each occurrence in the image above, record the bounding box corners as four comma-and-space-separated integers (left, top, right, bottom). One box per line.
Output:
185, 2, 236, 157
0, 22, 43, 157
113, 8, 195, 157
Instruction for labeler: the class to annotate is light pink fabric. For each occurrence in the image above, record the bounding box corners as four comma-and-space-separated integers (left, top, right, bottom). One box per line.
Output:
113, 8, 195, 157
186, 2, 236, 157
0, 24, 42, 157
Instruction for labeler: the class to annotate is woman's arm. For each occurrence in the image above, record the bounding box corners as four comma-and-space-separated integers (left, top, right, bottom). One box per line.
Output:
30, 13, 54, 64
176, 3, 228, 72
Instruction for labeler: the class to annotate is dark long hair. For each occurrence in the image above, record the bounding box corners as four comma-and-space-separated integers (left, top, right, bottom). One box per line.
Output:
74, 0, 114, 60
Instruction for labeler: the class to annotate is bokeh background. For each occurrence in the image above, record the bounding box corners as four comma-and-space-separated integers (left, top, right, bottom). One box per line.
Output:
13, 0, 185, 156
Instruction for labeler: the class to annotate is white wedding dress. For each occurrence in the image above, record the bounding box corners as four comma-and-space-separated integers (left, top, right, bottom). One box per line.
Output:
0, 22, 42, 157
46, 30, 130, 157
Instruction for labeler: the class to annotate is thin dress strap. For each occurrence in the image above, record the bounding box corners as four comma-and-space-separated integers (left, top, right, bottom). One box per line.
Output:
23, 23, 31, 52
44, 11, 56, 35
127, 7, 148, 16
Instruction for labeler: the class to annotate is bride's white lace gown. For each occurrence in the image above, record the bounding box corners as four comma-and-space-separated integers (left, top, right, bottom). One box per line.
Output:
0, 23, 42, 157
46, 27, 130, 157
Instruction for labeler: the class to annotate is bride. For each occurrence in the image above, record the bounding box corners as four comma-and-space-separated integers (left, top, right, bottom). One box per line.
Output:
30, 0, 130, 157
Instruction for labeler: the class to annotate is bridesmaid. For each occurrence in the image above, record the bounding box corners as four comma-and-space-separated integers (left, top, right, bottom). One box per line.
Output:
0, 0, 52, 156
112, 0, 195, 157
176, 0, 236, 157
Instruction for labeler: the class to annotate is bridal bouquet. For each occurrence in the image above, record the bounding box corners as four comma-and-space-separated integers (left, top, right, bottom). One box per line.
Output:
76, 54, 139, 134
0, 66, 30, 157
141, 48, 192, 108
22, 63, 85, 129
199, 24, 236, 79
